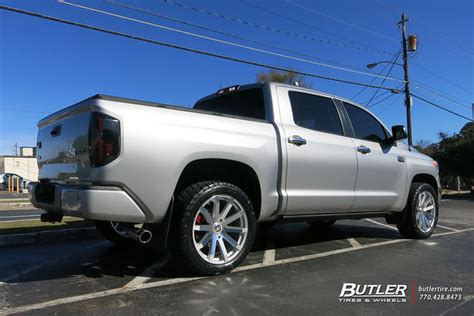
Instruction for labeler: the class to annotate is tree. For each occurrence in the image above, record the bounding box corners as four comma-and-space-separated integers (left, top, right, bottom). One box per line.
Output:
414, 140, 437, 157
417, 122, 474, 193
256, 69, 312, 88
437, 122, 474, 192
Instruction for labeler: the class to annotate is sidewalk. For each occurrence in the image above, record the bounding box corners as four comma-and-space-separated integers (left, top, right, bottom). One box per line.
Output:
0, 217, 96, 246
0, 191, 29, 199
0, 194, 96, 246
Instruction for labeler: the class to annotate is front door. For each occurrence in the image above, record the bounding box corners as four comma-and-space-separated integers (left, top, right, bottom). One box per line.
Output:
281, 89, 358, 215
343, 102, 407, 211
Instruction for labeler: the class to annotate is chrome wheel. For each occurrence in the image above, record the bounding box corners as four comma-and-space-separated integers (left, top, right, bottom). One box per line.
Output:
415, 191, 436, 233
192, 194, 248, 265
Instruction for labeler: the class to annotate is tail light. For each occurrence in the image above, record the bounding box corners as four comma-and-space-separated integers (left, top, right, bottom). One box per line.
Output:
89, 112, 120, 167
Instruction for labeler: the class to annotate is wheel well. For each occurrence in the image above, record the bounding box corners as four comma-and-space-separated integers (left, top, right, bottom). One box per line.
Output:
174, 159, 262, 219
412, 174, 438, 192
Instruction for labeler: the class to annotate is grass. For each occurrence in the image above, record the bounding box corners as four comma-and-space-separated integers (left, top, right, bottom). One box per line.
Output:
0, 217, 93, 235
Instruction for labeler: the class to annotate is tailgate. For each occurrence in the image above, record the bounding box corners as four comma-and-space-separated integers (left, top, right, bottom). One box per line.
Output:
37, 104, 120, 181
37, 110, 92, 180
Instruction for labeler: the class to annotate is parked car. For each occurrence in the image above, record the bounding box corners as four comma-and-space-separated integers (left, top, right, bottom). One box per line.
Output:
29, 82, 440, 275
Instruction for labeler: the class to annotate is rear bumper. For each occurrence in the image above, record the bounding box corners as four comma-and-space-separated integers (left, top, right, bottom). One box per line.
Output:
29, 182, 146, 223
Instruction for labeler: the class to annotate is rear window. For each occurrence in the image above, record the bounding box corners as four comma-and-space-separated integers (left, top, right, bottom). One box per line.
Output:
194, 88, 265, 120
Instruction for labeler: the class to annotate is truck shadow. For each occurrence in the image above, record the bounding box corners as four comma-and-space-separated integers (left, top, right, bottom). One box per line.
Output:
1, 220, 403, 287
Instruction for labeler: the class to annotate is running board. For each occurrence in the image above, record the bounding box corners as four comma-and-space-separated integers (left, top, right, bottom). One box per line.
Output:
281, 211, 398, 223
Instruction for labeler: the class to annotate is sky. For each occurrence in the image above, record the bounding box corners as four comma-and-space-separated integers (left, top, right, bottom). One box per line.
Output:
0, 0, 473, 155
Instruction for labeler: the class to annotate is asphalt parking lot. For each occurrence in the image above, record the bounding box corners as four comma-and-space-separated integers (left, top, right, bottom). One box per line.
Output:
0, 198, 472, 315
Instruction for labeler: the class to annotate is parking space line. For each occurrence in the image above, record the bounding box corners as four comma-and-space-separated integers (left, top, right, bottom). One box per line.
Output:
262, 249, 275, 265
436, 224, 460, 232
440, 295, 474, 316
3, 227, 474, 315
123, 255, 170, 288
365, 219, 398, 231
347, 238, 362, 248
432, 228, 474, 237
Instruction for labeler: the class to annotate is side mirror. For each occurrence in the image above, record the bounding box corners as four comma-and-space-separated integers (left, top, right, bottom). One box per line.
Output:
390, 125, 408, 143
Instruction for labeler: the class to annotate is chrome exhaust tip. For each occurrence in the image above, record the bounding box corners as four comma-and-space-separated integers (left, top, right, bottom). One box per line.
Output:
111, 222, 153, 244
135, 229, 153, 244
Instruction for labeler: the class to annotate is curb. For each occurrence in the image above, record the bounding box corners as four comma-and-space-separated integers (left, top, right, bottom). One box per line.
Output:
0, 203, 33, 210
0, 227, 98, 247
0, 199, 30, 203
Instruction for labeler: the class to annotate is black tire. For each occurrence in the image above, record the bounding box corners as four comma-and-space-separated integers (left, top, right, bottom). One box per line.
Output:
307, 220, 336, 230
94, 220, 140, 247
171, 181, 257, 275
397, 183, 439, 239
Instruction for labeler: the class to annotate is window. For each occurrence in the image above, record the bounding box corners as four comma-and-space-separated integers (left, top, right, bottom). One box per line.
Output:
194, 88, 265, 120
343, 102, 388, 143
288, 92, 343, 135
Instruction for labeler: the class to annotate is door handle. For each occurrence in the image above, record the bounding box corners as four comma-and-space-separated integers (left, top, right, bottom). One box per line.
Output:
288, 135, 307, 146
357, 145, 371, 154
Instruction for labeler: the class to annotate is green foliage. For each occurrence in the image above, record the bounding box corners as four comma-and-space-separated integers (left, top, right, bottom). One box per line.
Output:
416, 122, 474, 192
256, 69, 312, 88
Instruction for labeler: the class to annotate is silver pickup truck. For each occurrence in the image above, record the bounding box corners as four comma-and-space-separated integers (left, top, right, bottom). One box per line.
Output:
29, 82, 440, 275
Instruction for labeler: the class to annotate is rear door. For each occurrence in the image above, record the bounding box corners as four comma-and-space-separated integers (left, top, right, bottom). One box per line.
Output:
342, 102, 407, 211
279, 88, 358, 215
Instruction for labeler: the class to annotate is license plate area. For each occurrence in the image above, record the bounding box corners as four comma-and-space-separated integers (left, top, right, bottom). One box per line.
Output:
35, 183, 56, 204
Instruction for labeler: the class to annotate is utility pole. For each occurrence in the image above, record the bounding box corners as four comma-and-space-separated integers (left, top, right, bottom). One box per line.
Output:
13, 143, 18, 156
399, 13, 413, 146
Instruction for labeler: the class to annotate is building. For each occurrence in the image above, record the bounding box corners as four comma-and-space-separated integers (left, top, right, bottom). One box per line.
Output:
20, 146, 36, 157
0, 147, 38, 182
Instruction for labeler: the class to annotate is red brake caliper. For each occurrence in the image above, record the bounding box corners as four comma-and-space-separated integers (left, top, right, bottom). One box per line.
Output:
196, 214, 205, 225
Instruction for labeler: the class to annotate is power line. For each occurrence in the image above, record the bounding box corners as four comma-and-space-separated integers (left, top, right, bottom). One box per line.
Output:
411, 63, 473, 95
354, 51, 400, 101
161, 0, 395, 56
351, 62, 391, 99
284, 0, 398, 43
362, 84, 404, 105
410, 94, 473, 121
361, 90, 391, 104
373, 0, 474, 55
0, 4, 398, 91
239, 0, 380, 52
367, 91, 398, 108
374, 95, 403, 115
412, 84, 472, 110
59, 0, 403, 81
105, 0, 379, 77
366, 52, 401, 107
